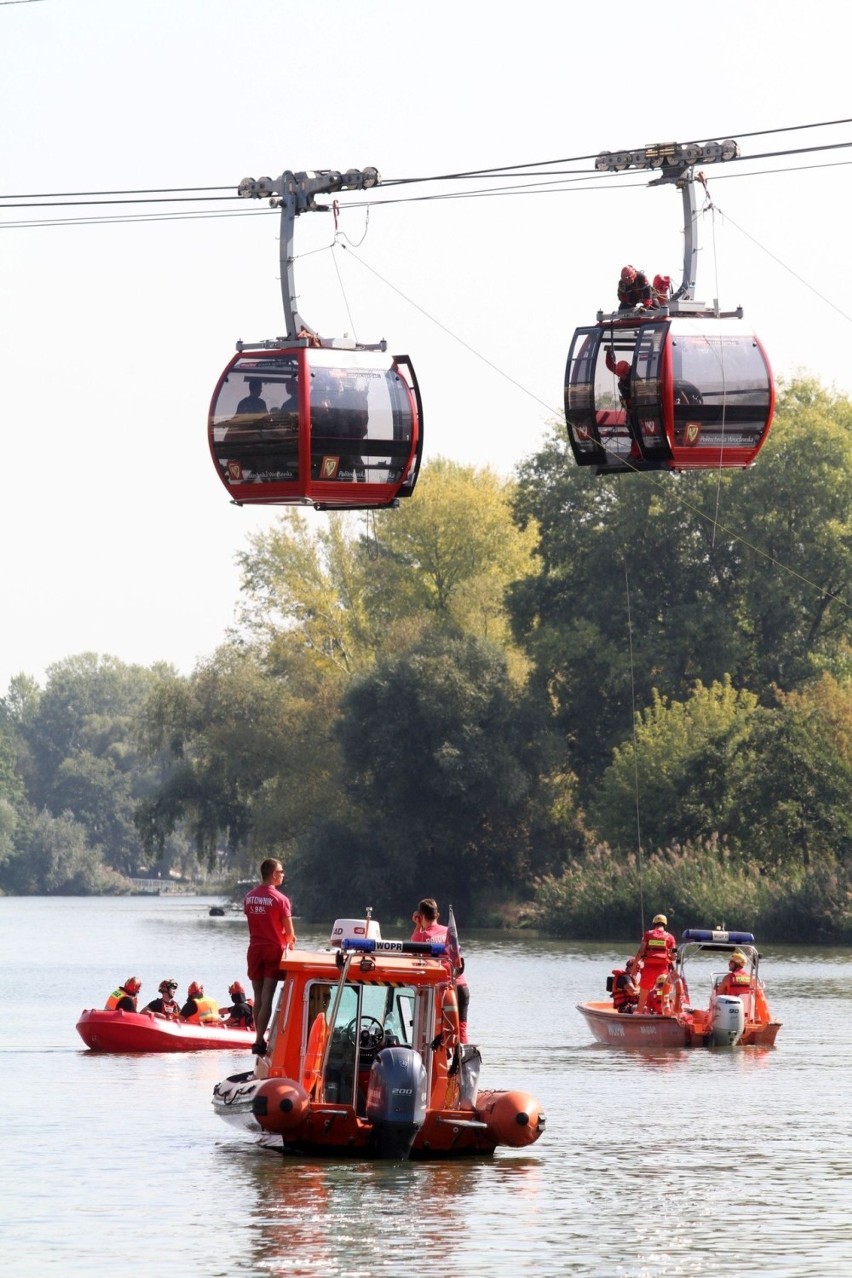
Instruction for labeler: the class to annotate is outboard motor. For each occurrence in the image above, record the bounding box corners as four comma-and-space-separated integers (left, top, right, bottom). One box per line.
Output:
365, 1047, 427, 1159
710, 996, 745, 1047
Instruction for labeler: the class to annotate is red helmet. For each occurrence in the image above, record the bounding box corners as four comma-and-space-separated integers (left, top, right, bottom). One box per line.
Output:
187, 981, 203, 997
620, 265, 636, 281
228, 981, 245, 995
159, 979, 178, 994
653, 273, 671, 292
124, 977, 141, 994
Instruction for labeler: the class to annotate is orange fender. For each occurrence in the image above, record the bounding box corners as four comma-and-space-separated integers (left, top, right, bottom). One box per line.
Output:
251, 1078, 311, 1136
476, 1089, 546, 1148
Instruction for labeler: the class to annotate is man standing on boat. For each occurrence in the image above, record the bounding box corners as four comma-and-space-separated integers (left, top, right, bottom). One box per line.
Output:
411, 898, 470, 1043
634, 913, 676, 1012
244, 858, 296, 1055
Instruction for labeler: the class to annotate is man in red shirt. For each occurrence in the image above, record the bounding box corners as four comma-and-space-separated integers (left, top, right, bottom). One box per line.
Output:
243, 858, 296, 1055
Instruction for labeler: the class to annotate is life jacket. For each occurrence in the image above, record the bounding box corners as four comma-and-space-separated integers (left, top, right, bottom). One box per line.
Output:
718, 970, 752, 996
641, 928, 673, 965
611, 969, 639, 1010
184, 996, 220, 1024
646, 985, 667, 1015
105, 988, 136, 1011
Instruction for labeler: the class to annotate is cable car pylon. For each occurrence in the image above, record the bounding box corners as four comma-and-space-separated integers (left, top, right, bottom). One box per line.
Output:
565, 138, 775, 475
208, 168, 424, 511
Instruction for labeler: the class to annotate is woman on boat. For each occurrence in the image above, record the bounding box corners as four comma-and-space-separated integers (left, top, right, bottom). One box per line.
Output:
634, 914, 676, 1012
715, 951, 752, 997
411, 898, 470, 1043
143, 978, 180, 1017
105, 977, 141, 1012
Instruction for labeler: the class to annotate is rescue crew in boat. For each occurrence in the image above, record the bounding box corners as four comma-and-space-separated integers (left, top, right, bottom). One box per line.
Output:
143, 978, 180, 1016
180, 981, 220, 1024
634, 913, 676, 1011
220, 980, 254, 1029
715, 951, 752, 996
645, 973, 670, 1015
411, 897, 470, 1043
105, 977, 141, 1011
611, 958, 640, 1013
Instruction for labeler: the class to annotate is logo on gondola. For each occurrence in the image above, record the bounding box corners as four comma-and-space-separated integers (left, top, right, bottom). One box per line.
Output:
684, 422, 701, 446
320, 455, 341, 479
227, 461, 244, 481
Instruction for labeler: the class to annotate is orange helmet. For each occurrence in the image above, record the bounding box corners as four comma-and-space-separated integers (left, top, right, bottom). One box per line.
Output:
124, 977, 141, 994
187, 981, 203, 997
228, 981, 245, 995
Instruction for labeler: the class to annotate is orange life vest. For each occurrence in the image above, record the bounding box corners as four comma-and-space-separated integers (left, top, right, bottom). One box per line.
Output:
105, 988, 136, 1011
611, 970, 639, 1011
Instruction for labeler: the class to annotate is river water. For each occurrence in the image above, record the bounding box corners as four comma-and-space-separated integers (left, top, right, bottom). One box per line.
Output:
1, 896, 850, 1277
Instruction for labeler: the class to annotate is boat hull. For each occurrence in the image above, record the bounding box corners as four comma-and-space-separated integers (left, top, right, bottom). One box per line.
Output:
211, 1070, 545, 1159
577, 1001, 690, 1048
76, 1008, 255, 1053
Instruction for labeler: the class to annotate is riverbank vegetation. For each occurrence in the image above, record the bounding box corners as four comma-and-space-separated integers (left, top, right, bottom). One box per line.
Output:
3, 380, 852, 941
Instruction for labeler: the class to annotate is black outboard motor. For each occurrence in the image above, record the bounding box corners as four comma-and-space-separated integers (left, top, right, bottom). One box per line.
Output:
365, 1047, 427, 1159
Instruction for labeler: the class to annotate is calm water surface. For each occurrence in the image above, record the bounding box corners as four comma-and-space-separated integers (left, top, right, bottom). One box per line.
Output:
1, 897, 850, 1277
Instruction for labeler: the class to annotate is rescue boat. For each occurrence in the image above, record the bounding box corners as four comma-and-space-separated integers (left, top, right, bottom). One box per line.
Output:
76, 1009, 255, 1053
212, 915, 546, 1159
577, 930, 781, 1049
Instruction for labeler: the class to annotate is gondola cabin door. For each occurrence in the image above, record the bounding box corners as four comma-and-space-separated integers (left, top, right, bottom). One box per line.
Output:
209, 345, 423, 510
565, 318, 774, 476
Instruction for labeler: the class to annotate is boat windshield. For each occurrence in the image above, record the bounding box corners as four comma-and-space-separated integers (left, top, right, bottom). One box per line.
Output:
312, 980, 420, 1109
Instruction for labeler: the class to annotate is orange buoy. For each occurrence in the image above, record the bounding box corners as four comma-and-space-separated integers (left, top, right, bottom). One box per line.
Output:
477, 1089, 546, 1148
251, 1078, 311, 1136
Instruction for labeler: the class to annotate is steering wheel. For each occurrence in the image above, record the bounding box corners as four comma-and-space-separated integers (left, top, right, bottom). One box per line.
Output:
344, 1016, 385, 1051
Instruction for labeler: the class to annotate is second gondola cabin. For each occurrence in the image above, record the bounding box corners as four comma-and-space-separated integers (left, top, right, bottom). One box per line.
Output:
565, 313, 775, 476
209, 345, 423, 510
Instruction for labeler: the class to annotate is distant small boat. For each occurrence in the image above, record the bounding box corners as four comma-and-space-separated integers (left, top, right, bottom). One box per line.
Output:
577, 929, 782, 1049
76, 1009, 254, 1053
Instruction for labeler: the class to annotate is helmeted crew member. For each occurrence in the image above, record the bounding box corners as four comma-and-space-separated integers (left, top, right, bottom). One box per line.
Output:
411, 897, 470, 1044
652, 273, 672, 307
716, 951, 752, 997
645, 973, 670, 1015
617, 265, 654, 311
105, 977, 141, 1011
611, 958, 640, 1013
635, 914, 676, 1011
221, 980, 254, 1029
144, 978, 180, 1016
605, 346, 642, 461
180, 981, 220, 1024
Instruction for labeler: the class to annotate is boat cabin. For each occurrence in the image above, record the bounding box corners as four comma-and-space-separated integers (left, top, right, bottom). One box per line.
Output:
565, 315, 775, 475
209, 346, 423, 511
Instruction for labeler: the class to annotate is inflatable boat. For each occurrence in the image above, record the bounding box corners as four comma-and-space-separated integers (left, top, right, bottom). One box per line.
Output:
212, 912, 546, 1159
76, 1008, 255, 1053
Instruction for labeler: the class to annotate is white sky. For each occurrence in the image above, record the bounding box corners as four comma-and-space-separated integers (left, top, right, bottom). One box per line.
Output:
2, 0, 850, 691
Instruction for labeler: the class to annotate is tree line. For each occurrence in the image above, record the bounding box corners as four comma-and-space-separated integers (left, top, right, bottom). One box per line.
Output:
3, 379, 852, 940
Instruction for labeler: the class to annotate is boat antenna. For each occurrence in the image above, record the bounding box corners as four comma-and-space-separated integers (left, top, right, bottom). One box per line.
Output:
624, 559, 645, 934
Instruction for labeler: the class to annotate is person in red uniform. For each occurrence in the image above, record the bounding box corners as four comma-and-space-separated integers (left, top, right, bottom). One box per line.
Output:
611, 958, 640, 1013
645, 973, 670, 1015
716, 951, 752, 997
244, 857, 296, 1055
652, 273, 672, 307
411, 897, 470, 1043
634, 914, 676, 1011
143, 978, 180, 1016
105, 977, 141, 1011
